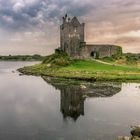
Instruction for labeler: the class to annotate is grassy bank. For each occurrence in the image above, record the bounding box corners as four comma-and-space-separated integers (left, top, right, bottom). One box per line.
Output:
18, 52, 140, 82
100, 53, 140, 66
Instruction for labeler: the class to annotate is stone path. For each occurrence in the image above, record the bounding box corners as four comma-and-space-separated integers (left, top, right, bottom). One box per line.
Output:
94, 59, 113, 65
92, 59, 116, 66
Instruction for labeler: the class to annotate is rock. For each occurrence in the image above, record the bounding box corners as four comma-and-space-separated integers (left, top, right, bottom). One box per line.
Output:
47, 64, 51, 67
80, 85, 86, 89
131, 136, 140, 140
117, 136, 130, 140
117, 126, 140, 140
12, 70, 15, 73
131, 126, 140, 137
117, 136, 140, 140
82, 95, 89, 99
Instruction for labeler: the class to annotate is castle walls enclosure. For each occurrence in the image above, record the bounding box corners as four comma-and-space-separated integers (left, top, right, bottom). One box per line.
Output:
59, 15, 122, 59
79, 45, 122, 59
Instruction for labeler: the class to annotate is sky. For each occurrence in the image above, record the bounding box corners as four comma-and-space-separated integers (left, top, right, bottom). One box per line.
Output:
0, 0, 140, 55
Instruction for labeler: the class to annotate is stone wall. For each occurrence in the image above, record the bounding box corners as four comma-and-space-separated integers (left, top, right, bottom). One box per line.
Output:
79, 44, 122, 59
60, 16, 85, 57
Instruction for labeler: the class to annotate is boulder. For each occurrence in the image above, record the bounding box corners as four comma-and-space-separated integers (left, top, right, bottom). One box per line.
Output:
117, 136, 130, 140
131, 126, 140, 137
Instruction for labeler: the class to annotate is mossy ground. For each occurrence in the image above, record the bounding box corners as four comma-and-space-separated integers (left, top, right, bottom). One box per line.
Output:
18, 52, 140, 82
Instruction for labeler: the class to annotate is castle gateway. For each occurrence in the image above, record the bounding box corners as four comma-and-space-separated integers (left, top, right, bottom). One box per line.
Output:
59, 15, 122, 59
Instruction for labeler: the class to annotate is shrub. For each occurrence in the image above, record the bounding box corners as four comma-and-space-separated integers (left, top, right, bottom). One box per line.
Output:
42, 51, 73, 67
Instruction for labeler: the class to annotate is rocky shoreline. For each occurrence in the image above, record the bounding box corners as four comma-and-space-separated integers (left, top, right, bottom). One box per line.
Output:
118, 126, 140, 140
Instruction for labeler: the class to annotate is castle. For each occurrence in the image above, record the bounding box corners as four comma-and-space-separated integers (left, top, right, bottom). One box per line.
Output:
59, 15, 122, 59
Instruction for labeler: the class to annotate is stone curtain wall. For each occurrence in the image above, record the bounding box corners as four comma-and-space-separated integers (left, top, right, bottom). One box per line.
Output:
79, 45, 122, 59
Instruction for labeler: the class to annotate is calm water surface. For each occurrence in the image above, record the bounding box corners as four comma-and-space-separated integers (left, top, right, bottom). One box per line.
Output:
0, 62, 140, 140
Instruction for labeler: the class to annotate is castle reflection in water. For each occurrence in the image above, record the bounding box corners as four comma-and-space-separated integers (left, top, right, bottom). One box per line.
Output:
60, 87, 85, 120
43, 77, 122, 121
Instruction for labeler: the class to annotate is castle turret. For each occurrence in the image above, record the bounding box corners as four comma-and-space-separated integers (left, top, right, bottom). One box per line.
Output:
60, 15, 85, 58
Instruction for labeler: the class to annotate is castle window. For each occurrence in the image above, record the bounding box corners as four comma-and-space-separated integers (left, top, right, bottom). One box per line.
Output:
74, 27, 77, 33
69, 34, 71, 38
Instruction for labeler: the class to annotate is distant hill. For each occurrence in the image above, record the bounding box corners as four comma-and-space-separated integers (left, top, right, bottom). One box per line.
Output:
0, 54, 46, 61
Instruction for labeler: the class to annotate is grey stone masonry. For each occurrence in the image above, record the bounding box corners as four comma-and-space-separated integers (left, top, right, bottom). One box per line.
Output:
60, 15, 122, 59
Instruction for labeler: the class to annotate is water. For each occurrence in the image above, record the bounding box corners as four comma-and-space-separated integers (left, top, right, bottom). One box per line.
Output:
0, 62, 140, 140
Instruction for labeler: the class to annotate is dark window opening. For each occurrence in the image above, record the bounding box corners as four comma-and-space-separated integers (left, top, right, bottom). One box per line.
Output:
90, 51, 99, 59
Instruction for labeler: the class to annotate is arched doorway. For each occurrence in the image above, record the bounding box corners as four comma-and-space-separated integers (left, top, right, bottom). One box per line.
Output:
90, 51, 99, 59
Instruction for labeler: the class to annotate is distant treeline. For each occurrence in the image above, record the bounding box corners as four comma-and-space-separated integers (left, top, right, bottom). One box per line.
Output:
0, 54, 46, 61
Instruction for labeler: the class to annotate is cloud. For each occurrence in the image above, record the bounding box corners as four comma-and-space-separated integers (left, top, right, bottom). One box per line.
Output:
0, 0, 93, 31
13, 2, 25, 12
0, 0, 139, 54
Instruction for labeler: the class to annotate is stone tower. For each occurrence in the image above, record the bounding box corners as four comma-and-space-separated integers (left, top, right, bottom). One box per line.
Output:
60, 15, 85, 58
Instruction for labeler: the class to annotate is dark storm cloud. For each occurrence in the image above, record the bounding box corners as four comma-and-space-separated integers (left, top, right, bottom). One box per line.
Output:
0, 0, 93, 31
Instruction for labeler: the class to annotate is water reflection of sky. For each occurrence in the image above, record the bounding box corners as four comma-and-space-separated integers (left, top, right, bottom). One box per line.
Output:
0, 62, 139, 140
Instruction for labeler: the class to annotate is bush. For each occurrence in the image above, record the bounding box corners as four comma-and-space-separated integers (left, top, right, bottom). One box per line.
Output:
42, 51, 73, 67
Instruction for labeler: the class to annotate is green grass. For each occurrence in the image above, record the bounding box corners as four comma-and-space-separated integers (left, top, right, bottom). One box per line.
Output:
18, 52, 140, 82
18, 56, 140, 82
62, 60, 139, 72
100, 55, 140, 67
